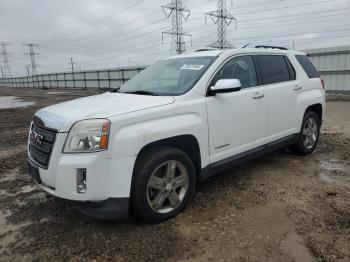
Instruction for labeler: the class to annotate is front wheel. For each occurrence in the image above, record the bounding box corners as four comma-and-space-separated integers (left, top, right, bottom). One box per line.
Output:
131, 146, 196, 223
291, 110, 321, 155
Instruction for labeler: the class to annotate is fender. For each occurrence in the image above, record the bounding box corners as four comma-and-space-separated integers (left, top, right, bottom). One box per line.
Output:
109, 113, 209, 168
296, 88, 324, 128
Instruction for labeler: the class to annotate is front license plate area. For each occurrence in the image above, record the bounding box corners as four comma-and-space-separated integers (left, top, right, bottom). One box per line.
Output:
28, 160, 42, 184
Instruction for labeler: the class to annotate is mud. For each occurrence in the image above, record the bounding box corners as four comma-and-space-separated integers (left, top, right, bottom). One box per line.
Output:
0, 88, 349, 261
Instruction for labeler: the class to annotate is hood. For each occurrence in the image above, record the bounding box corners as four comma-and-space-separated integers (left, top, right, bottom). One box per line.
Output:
35, 92, 175, 132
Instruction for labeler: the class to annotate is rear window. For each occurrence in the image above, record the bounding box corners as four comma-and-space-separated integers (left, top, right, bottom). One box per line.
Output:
295, 55, 320, 78
256, 55, 292, 85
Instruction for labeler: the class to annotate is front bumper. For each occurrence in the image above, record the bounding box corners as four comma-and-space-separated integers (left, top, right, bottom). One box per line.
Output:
66, 197, 129, 220
28, 158, 130, 220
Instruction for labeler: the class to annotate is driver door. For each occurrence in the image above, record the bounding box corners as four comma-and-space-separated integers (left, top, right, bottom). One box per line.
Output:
205, 55, 268, 163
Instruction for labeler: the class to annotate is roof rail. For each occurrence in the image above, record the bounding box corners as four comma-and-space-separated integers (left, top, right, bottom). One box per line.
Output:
195, 48, 218, 52
255, 45, 288, 50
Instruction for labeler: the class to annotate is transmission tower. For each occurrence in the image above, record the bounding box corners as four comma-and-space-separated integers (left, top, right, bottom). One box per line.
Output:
0, 65, 4, 78
162, 0, 192, 55
69, 57, 77, 72
206, 0, 237, 49
24, 44, 40, 75
0, 42, 12, 77
25, 66, 30, 76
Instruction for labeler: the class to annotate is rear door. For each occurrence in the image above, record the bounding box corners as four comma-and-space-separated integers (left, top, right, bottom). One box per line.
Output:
255, 55, 300, 140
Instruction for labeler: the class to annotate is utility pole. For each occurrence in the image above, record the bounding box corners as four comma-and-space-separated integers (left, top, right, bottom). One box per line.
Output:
69, 57, 76, 72
24, 44, 40, 75
162, 0, 192, 55
0, 65, 4, 78
206, 0, 237, 49
0, 42, 12, 77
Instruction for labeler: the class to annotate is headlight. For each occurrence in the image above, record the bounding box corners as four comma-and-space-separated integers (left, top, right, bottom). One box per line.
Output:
63, 119, 110, 153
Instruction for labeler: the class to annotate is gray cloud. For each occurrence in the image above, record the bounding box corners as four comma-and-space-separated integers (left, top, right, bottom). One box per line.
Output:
0, 0, 349, 76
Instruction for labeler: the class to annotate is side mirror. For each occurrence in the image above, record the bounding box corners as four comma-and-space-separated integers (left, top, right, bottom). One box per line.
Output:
210, 79, 242, 95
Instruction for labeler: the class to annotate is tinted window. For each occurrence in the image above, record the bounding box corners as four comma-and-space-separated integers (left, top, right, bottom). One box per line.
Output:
257, 55, 291, 85
212, 56, 257, 89
285, 57, 296, 80
296, 55, 320, 78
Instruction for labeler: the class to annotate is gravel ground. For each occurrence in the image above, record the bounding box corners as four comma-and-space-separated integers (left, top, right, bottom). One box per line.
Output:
0, 88, 349, 262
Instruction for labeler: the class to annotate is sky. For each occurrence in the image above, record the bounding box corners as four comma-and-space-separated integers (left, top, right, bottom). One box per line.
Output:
0, 0, 349, 76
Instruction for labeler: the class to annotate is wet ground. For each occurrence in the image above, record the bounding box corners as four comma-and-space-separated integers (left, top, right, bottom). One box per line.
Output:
0, 88, 349, 262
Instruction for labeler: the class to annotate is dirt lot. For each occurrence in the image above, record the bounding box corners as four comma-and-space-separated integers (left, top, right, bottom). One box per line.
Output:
0, 88, 349, 262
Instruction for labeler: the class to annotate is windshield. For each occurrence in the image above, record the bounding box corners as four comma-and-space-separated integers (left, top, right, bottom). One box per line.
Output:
119, 56, 216, 96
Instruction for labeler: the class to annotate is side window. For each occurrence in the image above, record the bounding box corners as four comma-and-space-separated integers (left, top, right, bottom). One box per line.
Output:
257, 55, 291, 85
212, 56, 257, 89
295, 55, 320, 78
284, 57, 296, 80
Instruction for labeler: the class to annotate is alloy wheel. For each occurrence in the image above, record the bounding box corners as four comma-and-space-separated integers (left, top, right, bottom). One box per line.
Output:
302, 117, 318, 150
146, 160, 189, 214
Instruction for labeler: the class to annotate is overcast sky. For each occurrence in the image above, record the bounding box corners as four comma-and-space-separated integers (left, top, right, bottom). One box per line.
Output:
0, 0, 349, 76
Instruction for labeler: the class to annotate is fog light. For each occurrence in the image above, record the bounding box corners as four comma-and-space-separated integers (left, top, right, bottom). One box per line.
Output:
77, 169, 87, 194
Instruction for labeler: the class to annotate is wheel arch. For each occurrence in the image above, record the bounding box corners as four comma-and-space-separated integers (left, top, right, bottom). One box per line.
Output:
305, 103, 323, 123
132, 134, 202, 181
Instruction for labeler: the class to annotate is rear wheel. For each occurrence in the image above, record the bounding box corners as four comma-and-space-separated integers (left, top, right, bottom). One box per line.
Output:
291, 111, 320, 155
131, 146, 196, 223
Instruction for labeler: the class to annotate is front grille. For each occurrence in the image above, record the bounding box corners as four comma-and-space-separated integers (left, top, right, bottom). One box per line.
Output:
29, 121, 57, 169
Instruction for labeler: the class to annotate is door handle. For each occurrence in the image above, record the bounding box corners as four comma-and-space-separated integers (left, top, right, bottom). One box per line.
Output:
293, 85, 302, 91
252, 93, 265, 99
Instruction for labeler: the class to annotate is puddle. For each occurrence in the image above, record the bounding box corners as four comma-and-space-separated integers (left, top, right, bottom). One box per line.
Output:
319, 158, 350, 184
282, 232, 315, 262
45, 91, 66, 95
0, 96, 35, 109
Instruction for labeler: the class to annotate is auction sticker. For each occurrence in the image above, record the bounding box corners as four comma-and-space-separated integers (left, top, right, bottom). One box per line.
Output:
180, 64, 204, 70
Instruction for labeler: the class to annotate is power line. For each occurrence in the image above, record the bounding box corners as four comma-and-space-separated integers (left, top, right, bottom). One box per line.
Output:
38, 0, 348, 58
40, 0, 145, 45
206, 0, 237, 49
41, 7, 350, 62
24, 44, 40, 75
162, 0, 192, 54
0, 42, 12, 77
40, 0, 210, 50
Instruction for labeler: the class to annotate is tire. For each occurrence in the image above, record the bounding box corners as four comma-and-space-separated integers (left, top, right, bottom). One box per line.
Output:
291, 110, 321, 155
130, 146, 196, 223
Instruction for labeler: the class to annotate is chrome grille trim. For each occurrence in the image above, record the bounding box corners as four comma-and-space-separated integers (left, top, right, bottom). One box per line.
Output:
29, 121, 57, 169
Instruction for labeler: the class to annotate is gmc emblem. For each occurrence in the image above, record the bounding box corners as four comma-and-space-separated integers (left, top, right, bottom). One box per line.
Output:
30, 129, 43, 145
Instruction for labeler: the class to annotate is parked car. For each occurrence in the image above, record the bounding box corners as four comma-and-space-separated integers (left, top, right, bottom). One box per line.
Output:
28, 46, 325, 223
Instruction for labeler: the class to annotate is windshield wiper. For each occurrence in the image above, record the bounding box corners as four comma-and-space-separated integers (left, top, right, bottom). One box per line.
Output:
121, 90, 159, 96
110, 87, 121, 93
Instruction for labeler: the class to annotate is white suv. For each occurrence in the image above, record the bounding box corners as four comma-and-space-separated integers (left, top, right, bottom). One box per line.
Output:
28, 47, 325, 222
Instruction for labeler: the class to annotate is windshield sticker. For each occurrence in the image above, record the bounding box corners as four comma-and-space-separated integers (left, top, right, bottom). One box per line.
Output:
180, 64, 204, 70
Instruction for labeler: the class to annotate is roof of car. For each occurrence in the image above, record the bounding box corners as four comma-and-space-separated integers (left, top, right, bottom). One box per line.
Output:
166, 48, 305, 59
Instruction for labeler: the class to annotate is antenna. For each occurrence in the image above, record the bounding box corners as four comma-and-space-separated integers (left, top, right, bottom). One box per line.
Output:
24, 44, 40, 75
0, 42, 12, 77
206, 0, 237, 49
162, 0, 192, 55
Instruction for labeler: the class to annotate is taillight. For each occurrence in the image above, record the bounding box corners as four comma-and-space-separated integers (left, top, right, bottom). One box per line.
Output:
320, 76, 325, 89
